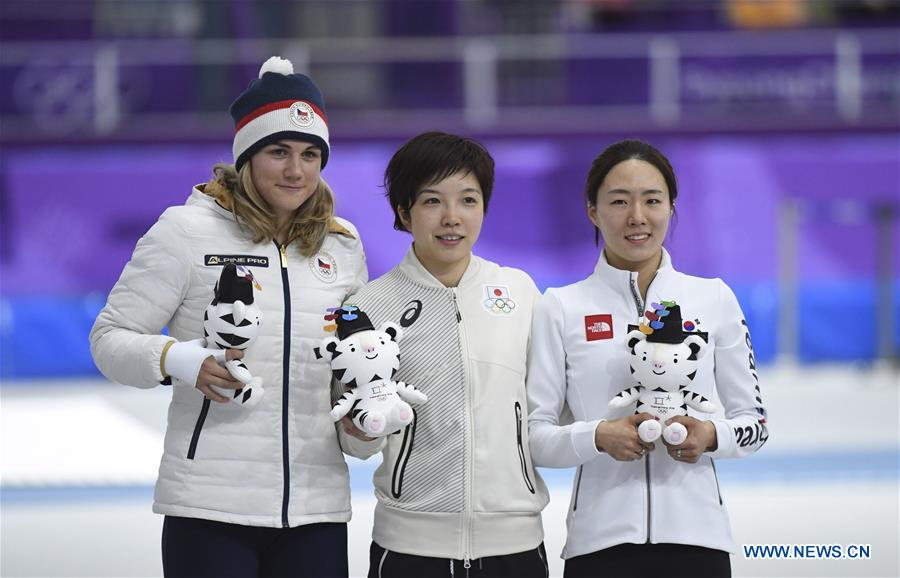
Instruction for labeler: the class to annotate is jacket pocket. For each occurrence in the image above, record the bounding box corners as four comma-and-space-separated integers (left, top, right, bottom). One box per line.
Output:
514, 402, 536, 494
187, 398, 211, 460
710, 457, 723, 505
572, 465, 584, 511
390, 409, 417, 498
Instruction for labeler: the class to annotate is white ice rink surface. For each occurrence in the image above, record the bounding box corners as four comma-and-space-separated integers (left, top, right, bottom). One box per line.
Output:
2, 364, 898, 577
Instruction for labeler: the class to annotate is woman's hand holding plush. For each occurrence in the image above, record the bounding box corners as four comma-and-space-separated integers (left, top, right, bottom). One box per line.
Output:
164, 338, 243, 402
595, 413, 656, 461
663, 416, 718, 463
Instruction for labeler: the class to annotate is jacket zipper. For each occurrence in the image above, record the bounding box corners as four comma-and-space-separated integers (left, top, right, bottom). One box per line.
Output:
514, 402, 536, 493
710, 457, 723, 505
452, 287, 472, 568
186, 398, 211, 459
644, 452, 652, 542
277, 241, 291, 528
628, 273, 644, 317
629, 272, 652, 543
572, 465, 584, 511
451, 290, 462, 322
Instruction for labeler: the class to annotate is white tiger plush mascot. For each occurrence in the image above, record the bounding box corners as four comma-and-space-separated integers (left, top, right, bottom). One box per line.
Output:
609, 301, 714, 448
315, 306, 427, 437
203, 263, 263, 408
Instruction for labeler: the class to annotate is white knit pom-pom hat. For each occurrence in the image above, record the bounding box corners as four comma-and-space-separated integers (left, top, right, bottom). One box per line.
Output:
229, 56, 330, 170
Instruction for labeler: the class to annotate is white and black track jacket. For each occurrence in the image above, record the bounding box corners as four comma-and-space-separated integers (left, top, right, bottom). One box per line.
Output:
90, 186, 367, 527
342, 248, 549, 561
527, 249, 768, 558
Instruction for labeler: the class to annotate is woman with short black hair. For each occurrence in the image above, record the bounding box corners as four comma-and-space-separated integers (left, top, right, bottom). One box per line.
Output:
342, 131, 550, 578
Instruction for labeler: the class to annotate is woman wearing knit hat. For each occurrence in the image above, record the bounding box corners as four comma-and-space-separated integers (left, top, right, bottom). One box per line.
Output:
526, 140, 769, 577
90, 57, 367, 577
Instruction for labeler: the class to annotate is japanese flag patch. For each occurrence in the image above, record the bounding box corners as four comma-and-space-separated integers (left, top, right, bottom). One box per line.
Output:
483, 285, 517, 315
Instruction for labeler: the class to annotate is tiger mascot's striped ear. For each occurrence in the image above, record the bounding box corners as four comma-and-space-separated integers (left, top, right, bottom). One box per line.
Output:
684, 334, 708, 361
626, 328, 646, 354
314, 336, 340, 360
379, 321, 403, 343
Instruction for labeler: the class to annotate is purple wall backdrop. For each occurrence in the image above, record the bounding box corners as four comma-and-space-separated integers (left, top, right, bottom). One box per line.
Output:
1, 132, 898, 374
2, 133, 897, 296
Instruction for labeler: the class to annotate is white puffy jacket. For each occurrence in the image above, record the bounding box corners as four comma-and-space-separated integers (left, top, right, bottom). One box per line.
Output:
90, 185, 367, 527
527, 249, 768, 558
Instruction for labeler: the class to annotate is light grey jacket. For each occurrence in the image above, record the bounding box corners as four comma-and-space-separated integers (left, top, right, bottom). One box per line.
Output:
343, 248, 549, 561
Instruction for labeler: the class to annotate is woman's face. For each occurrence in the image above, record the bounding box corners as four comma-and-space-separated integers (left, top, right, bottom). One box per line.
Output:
250, 140, 322, 222
400, 171, 485, 277
588, 159, 672, 272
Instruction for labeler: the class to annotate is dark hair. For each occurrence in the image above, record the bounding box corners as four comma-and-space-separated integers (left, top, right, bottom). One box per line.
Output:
584, 139, 678, 245
385, 131, 495, 232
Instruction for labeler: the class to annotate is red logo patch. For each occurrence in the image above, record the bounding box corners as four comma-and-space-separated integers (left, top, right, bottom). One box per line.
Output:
584, 314, 614, 341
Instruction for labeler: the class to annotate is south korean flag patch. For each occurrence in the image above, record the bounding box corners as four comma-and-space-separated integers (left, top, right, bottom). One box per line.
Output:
483, 285, 517, 315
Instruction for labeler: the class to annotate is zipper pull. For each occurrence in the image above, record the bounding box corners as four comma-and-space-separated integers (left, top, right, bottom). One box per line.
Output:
451, 290, 461, 322
279, 243, 288, 268
463, 556, 471, 569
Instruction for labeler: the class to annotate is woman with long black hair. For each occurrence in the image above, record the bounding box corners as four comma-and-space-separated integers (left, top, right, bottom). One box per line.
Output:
526, 139, 769, 578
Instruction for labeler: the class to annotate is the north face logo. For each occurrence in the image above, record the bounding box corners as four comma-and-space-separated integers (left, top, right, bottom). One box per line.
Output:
585, 314, 614, 341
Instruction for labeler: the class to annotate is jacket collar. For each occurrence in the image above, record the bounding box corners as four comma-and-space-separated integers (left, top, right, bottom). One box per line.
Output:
397, 245, 483, 290
187, 183, 356, 238
189, 184, 234, 219
592, 247, 674, 292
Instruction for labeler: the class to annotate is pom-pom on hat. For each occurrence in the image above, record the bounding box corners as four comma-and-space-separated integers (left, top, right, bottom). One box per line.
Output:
230, 56, 330, 171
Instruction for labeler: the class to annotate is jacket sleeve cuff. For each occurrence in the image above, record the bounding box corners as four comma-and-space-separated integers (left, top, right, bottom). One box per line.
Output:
706, 419, 734, 459
159, 339, 177, 381
163, 339, 225, 387
573, 419, 604, 462
338, 428, 386, 459
148, 337, 179, 384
